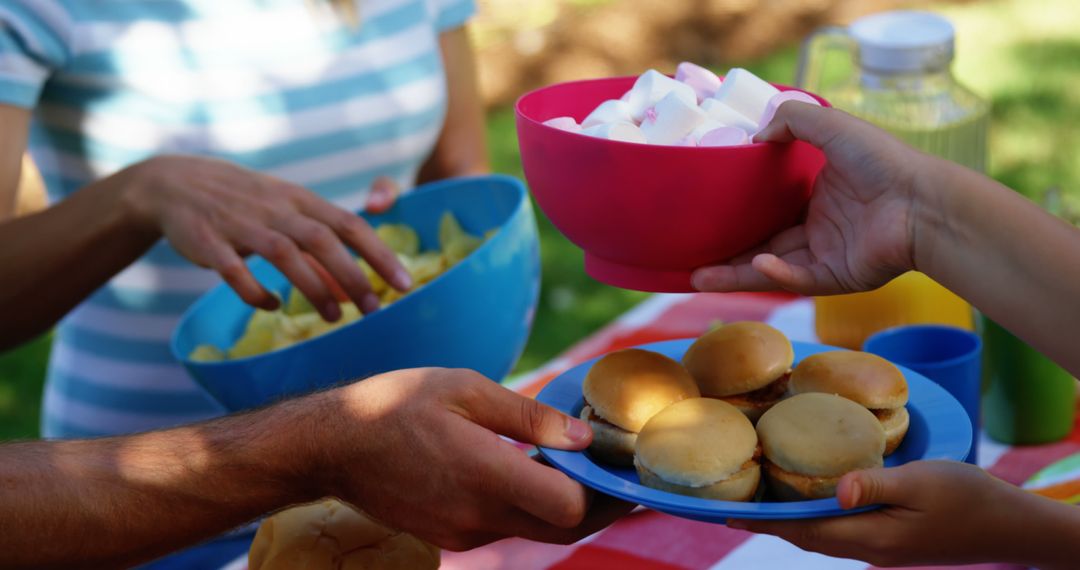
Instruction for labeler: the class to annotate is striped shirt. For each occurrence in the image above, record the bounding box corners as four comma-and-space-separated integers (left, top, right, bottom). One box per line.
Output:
0, 0, 475, 438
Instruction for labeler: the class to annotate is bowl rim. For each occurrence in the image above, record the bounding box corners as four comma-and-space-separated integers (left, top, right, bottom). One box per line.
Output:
514, 74, 830, 151
170, 174, 530, 367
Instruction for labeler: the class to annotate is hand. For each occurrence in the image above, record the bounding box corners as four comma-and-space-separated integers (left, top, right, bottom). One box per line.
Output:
693, 103, 928, 295
310, 368, 635, 551
363, 176, 400, 214
122, 156, 411, 321
728, 461, 1044, 567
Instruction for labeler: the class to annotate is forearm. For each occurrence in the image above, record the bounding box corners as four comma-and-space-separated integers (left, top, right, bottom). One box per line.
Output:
0, 165, 158, 349
915, 156, 1080, 375
417, 26, 489, 183
0, 397, 323, 569
992, 487, 1080, 569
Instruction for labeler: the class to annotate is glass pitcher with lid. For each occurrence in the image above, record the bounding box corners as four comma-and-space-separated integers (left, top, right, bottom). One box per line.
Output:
796, 10, 987, 349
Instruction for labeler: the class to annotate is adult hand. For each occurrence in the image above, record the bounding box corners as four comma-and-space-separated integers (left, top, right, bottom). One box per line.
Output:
729, 461, 1061, 568
122, 155, 411, 321
364, 175, 400, 214
692, 103, 929, 295
311, 368, 635, 551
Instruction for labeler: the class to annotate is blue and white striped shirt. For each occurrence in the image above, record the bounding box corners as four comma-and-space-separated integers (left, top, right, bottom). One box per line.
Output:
0, 0, 475, 438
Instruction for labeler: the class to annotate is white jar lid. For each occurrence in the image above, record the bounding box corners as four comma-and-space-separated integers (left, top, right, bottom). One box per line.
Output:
850, 11, 954, 73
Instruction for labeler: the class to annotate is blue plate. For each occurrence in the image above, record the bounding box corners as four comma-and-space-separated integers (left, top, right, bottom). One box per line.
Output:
537, 339, 973, 522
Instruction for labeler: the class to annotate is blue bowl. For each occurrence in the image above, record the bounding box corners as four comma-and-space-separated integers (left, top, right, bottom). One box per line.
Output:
538, 339, 973, 522
171, 175, 541, 411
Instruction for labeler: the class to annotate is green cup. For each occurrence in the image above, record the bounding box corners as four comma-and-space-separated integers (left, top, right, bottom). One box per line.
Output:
981, 316, 1076, 445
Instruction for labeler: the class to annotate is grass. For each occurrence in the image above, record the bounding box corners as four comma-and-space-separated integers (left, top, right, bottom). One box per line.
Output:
2, 0, 1077, 441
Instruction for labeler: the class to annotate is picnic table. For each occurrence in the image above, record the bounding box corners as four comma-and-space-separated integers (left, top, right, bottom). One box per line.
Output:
228, 292, 1080, 570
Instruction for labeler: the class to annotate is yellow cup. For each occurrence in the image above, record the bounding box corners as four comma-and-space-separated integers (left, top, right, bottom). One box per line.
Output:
814, 272, 974, 349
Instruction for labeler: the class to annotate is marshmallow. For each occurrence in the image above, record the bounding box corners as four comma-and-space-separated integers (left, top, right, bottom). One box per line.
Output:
757, 90, 822, 132
709, 67, 781, 125
675, 62, 722, 103
582, 99, 635, 128
698, 126, 750, 147
700, 98, 759, 132
581, 122, 647, 144
690, 119, 725, 143
639, 91, 707, 145
543, 116, 582, 132
624, 69, 697, 122
672, 135, 697, 147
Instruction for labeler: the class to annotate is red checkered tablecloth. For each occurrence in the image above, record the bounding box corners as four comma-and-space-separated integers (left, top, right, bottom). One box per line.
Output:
227, 293, 1080, 570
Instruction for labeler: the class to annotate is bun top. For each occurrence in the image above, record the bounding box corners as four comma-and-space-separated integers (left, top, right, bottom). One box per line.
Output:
249, 499, 440, 570
682, 322, 794, 396
789, 351, 908, 409
756, 393, 885, 477
583, 349, 700, 432
635, 398, 758, 487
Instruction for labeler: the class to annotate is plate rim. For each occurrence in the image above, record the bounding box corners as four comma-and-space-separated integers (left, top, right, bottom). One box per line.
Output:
537, 338, 973, 521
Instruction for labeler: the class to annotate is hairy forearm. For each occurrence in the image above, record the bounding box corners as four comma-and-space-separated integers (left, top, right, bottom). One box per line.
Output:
995, 487, 1080, 569
915, 156, 1080, 376
0, 397, 323, 569
0, 166, 158, 349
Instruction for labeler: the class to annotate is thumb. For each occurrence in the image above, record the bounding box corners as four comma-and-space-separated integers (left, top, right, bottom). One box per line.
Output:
464, 380, 593, 449
364, 176, 399, 214
753, 101, 845, 149
837, 466, 906, 509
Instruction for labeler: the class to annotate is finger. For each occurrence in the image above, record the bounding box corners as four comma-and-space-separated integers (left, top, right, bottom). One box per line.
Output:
297, 197, 411, 292
753, 101, 845, 149
364, 176, 400, 214
506, 491, 637, 545
272, 216, 381, 314
837, 465, 910, 510
481, 437, 590, 528
230, 223, 339, 321
203, 235, 279, 311
692, 263, 784, 293
463, 380, 592, 449
750, 253, 841, 295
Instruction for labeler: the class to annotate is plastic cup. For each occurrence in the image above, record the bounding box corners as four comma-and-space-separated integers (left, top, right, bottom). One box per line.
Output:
864, 325, 982, 464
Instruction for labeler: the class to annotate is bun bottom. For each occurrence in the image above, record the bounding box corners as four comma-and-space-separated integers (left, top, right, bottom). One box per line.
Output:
581, 405, 636, 467
764, 460, 841, 501
634, 459, 760, 501
878, 407, 910, 455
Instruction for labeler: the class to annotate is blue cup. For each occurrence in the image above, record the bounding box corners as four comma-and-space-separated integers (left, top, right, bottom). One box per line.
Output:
863, 325, 982, 464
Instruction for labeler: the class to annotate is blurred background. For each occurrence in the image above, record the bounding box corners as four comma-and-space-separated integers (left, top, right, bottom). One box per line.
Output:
2, 0, 1077, 440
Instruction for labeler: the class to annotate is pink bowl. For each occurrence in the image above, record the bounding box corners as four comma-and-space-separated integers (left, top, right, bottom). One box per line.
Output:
515, 76, 827, 292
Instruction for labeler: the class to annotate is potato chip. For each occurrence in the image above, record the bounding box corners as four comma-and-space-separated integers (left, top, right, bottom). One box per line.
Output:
376, 223, 420, 256
284, 287, 315, 316
190, 344, 226, 362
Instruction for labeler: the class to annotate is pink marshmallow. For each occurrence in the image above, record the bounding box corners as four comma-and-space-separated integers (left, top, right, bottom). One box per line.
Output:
543, 116, 582, 132
757, 90, 821, 132
675, 62, 722, 103
698, 126, 750, 147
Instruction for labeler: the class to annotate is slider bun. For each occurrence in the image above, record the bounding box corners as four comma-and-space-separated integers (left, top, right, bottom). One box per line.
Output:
249, 499, 439, 570
580, 405, 636, 467
789, 351, 909, 409
636, 458, 760, 501
682, 322, 794, 396
756, 393, 885, 478
635, 398, 758, 488
765, 460, 843, 501
880, 406, 910, 455
583, 349, 699, 433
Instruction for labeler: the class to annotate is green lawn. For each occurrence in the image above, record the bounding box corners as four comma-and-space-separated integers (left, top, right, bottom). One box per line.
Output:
2, 0, 1077, 441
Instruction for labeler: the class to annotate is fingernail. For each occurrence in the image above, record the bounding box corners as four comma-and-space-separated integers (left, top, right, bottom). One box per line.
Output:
392, 269, 412, 291
564, 417, 591, 443
848, 481, 862, 508
323, 301, 341, 321
360, 293, 381, 313
689, 271, 703, 291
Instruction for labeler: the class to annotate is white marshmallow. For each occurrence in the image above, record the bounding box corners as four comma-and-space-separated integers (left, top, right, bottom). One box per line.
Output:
582, 99, 635, 128
580, 122, 647, 144
757, 90, 822, 132
700, 98, 759, 132
698, 126, 750, 147
639, 91, 707, 145
690, 119, 725, 143
675, 62, 722, 103
709, 67, 781, 125
672, 135, 697, 147
624, 69, 697, 122
543, 116, 582, 132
